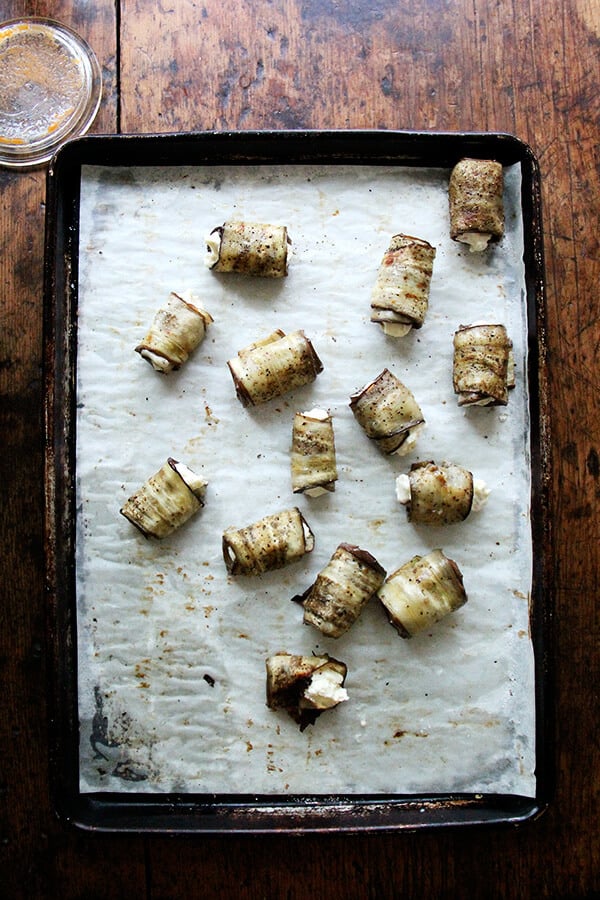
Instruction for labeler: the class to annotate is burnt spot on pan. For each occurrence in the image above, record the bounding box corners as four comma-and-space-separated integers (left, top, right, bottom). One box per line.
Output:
89, 687, 151, 782
90, 686, 119, 761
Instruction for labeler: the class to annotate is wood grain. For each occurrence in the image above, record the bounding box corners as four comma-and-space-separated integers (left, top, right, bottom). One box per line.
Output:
2, 0, 599, 897
0, 2, 145, 897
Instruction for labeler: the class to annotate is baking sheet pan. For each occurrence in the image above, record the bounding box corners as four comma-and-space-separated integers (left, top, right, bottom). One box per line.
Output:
44, 130, 551, 832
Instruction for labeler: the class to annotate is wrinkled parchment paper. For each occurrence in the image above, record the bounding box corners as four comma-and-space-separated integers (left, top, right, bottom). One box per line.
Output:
76, 162, 535, 796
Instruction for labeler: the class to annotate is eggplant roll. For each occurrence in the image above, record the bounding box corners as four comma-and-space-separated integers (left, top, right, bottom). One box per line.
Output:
299, 543, 386, 638
290, 408, 338, 496
370, 233, 436, 335
395, 460, 489, 526
120, 458, 207, 539
205, 220, 290, 277
266, 653, 348, 730
222, 507, 315, 576
228, 329, 323, 407
453, 323, 514, 406
135, 291, 213, 373
377, 549, 467, 638
350, 368, 425, 455
449, 158, 504, 252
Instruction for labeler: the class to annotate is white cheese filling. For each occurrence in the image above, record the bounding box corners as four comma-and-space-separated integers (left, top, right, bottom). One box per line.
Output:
392, 423, 424, 456
171, 461, 207, 501
382, 321, 413, 337
138, 348, 171, 372
464, 395, 496, 406
395, 473, 411, 504
304, 486, 329, 497
304, 669, 349, 709
204, 230, 221, 267
471, 477, 491, 512
457, 231, 491, 252
302, 407, 329, 420
302, 517, 315, 551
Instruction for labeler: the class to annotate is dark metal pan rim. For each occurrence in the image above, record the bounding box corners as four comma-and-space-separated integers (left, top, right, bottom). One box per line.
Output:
50, 127, 540, 172
63, 791, 546, 835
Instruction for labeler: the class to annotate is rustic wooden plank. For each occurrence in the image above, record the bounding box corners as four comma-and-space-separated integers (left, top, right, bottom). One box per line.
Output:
121, 0, 522, 134
2, 0, 598, 896
0, 3, 146, 899
532, 11, 600, 887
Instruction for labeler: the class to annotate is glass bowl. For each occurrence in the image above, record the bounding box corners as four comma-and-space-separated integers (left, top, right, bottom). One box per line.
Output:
0, 17, 102, 168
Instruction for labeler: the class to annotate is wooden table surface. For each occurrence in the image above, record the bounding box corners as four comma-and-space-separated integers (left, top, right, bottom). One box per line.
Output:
1, 1, 598, 897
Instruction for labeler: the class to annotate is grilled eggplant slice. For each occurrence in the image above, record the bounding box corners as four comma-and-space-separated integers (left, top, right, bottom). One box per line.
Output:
205, 220, 290, 277
222, 507, 315, 576
135, 291, 213, 373
298, 543, 386, 638
370, 233, 436, 335
395, 460, 489, 526
120, 458, 207, 539
265, 653, 348, 730
227, 329, 323, 407
290, 408, 338, 496
350, 368, 425, 455
453, 323, 514, 406
377, 549, 467, 638
449, 158, 504, 251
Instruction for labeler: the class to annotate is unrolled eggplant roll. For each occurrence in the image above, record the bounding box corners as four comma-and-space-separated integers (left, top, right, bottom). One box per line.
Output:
227, 329, 323, 407
135, 291, 213, 373
205, 221, 290, 277
449, 158, 504, 251
290, 408, 338, 496
266, 653, 348, 730
120, 458, 207, 539
350, 368, 425, 455
395, 460, 489, 526
298, 543, 386, 638
453, 324, 514, 406
370, 233, 436, 335
222, 507, 315, 576
377, 549, 467, 638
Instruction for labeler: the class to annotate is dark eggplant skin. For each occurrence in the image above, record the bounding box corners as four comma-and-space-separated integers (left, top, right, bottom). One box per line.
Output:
300, 543, 386, 638
207, 221, 290, 277
453, 324, 513, 406
290, 409, 338, 495
222, 507, 315, 576
227, 329, 323, 407
370, 233, 436, 333
350, 368, 424, 455
377, 549, 468, 638
265, 653, 348, 731
135, 291, 213, 373
404, 460, 474, 526
449, 158, 504, 248
120, 458, 207, 539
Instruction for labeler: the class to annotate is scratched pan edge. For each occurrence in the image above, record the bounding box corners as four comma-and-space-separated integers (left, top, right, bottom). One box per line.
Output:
43, 129, 551, 834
